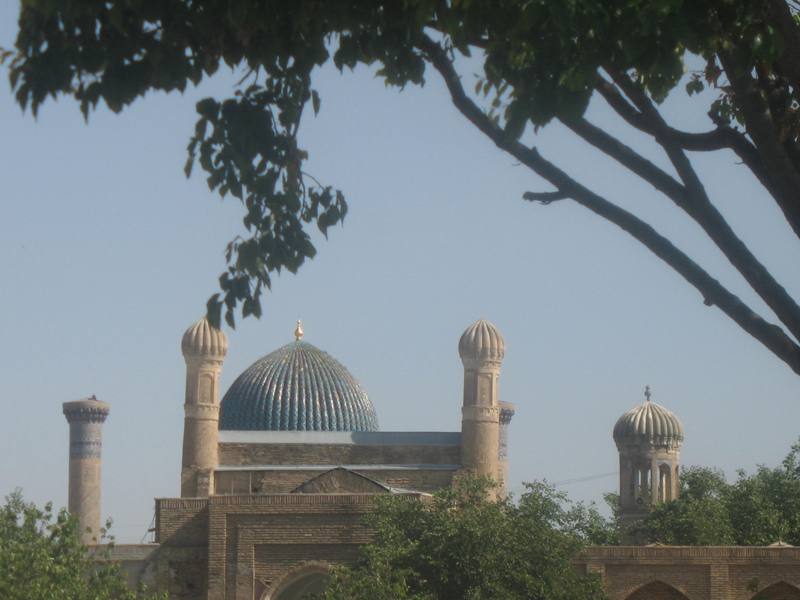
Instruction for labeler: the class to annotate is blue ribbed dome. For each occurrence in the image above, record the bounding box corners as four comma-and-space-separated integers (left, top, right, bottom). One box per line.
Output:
219, 340, 378, 431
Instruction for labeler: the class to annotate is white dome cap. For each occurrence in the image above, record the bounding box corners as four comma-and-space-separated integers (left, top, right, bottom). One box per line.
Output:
459, 319, 505, 365
181, 317, 228, 359
613, 388, 683, 449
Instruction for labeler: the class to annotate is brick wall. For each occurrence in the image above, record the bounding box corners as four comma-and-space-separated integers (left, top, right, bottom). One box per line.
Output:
254, 544, 361, 599
605, 564, 705, 599
138, 502, 800, 600
204, 493, 408, 600
625, 581, 692, 599
578, 546, 800, 600
214, 467, 456, 495
155, 498, 208, 545
218, 442, 460, 466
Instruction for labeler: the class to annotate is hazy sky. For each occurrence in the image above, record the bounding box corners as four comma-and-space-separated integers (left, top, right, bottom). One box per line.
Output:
2, 3, 799, 542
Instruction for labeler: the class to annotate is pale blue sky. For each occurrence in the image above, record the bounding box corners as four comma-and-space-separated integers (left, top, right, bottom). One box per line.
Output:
1, 3, 799, 542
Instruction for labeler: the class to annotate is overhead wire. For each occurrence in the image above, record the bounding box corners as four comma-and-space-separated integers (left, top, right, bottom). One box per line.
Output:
551, 471, 618, 486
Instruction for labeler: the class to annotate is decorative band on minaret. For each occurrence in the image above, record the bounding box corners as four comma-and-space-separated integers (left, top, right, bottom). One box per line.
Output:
180, 317, 227, 497
62, 396, 110, 545
458, 319, 506, 495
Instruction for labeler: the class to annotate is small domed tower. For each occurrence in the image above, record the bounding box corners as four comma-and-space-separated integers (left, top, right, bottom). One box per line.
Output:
613, 386, 683, 525
180, 317, 227, 497
459, 319, 510, 495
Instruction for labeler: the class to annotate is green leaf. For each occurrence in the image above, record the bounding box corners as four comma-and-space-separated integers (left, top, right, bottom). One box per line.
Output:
311, 89, 321, 115
196, 98, 219, 120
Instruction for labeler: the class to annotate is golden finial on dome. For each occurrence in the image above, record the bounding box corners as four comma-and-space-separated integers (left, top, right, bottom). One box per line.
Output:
294, 320, 304, 341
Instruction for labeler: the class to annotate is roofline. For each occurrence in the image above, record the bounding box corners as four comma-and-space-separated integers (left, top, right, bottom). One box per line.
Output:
216, 463, 461, 471
218, 430, 461, 446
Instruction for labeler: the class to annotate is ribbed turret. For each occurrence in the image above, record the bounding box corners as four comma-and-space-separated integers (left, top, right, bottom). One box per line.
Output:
181, 317, 228, 359
613, 399, 684, 449
458, 319, 505, 365
220, 340, 378, 431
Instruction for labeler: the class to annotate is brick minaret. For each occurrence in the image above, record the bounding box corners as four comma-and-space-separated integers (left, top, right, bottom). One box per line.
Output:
63, 396, 110, 545
180, 317, 227, 497
458, 319, 506, 495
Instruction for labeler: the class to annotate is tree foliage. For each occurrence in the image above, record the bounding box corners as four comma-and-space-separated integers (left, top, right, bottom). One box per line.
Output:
4, 1, 800, 374
631, 440, 800, 545
321, 477, 610, 600
0, 491, 163, 600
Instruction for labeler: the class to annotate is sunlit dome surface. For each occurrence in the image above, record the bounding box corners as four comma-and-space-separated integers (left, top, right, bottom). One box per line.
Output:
219, 337, 378, 432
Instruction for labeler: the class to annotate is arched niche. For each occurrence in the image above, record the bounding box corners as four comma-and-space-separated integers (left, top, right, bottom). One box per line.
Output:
626, 580, 690, 600
264, 563, 331, 600
753, 581, 800, 600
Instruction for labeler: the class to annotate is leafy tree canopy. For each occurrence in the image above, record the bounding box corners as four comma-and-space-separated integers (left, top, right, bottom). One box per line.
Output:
321, 477, 610, 600
4, 1, 800, 375
0, 491, 164, 600
631, 440, 800, 545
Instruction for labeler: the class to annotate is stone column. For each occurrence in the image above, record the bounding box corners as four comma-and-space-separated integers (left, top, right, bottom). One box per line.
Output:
458, 320, 505, 493
180, 318, 227, 497
62, 396, 110, 545
650, 455, 659, 502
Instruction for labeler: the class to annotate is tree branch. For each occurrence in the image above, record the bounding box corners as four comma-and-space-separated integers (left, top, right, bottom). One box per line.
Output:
766, 0, 800, 91
417, 35, 800, 375
594, 77, 776, 195
605, 69, 800, 343
596, 78, 732, 148
522, 190, 567, 204
718, 52, 800, 240
559, 115, 686, 200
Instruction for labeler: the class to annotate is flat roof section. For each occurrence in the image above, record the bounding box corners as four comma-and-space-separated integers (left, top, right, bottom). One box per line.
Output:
216, 463, 461, 471
218, 430, 461, 446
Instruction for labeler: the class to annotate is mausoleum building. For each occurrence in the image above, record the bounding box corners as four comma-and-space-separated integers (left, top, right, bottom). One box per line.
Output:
62, 318, 800, 600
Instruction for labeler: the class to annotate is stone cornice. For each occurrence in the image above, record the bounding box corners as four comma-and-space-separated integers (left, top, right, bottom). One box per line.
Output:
461, 359, 502, 371
184, 403, 220, 419
462, 405, 501, 423
63, 399, 110, 423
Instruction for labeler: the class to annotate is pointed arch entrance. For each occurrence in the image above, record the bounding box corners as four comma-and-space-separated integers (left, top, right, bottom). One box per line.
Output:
625, 580, 690, 600
263, 563, 331, 600
753, 582, 800, 600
